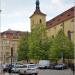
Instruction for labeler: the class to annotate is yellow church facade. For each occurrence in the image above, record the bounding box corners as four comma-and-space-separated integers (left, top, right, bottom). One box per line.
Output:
30, 0, 75, 44
46, 7, 75, 43
30, 14, 46, 29
30, 0, 46, 30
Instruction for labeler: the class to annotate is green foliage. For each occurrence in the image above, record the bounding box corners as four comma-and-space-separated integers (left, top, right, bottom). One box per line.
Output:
49, 29, 74, 61
17, 26, 74, 62
17, 32, 29, 61
28, 24, 51, 60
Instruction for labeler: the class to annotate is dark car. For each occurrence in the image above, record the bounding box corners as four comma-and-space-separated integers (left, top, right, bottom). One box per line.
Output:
7, 64, 14, 73
49, 63, 57, 69
3, 64, 14, 73
54, 64, 67, 70
70, 64, 75, 72
3, 64, 9, 72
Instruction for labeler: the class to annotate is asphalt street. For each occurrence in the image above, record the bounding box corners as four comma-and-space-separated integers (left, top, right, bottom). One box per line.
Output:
0, 69, 74, 75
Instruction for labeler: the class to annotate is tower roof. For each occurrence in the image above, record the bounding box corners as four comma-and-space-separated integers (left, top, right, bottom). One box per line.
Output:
30, 0, 46, 18
36, 0, 40, 10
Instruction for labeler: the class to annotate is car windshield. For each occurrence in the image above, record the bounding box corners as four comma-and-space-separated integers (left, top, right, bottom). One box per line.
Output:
56, 64, 64, 67
12, 65, 25, 68
59, 64, 65, 66
28, 65, 36, 68
20, 65, 27, 68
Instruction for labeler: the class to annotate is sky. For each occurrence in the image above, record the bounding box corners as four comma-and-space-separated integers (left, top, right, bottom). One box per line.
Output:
0, 0, 75, 32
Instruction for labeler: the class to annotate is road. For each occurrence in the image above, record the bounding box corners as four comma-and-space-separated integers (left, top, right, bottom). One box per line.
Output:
0, 69, 74, 75
38, 69, 74, 75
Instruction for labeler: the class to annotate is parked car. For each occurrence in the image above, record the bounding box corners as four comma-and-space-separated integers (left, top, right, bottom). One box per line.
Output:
70, 64, 75, 72
49, 63, 57, 69
7, 64, 15, 73
38, 60, 50, 69
11, 64, 23, 73
19, 64, 38, 75
3, 64, 9, 72
3, 64, 15, 73
54, 64, 67, 70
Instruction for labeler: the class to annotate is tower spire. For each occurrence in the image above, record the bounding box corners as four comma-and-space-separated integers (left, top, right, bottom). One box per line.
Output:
36, 0, 40, 10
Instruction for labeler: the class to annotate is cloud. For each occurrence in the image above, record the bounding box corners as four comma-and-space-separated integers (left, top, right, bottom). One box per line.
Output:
1, 0, 74, 32
1, 9, 31, 31
1, 21, 30, 32
51, 0, 62, 5
40, 0, 74, 21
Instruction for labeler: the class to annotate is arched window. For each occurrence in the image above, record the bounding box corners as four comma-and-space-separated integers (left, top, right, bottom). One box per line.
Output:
40, 19, 42, 23
52, 35, 54, 38
67, 30, 71, 40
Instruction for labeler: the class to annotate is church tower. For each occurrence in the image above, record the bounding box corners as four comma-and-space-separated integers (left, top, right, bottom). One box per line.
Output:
30, 0, 46, 30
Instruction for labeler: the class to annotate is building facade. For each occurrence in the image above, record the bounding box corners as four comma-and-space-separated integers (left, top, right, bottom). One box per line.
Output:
30, 0, 75, 44
0, 29, 26, 64
0, 0, 75, 64
30, 0, 46, 30
46, 7, 75, 43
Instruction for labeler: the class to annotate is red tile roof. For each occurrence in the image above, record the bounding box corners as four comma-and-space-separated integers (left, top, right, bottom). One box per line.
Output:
1, 29, 26, 39
1, 29, 25, 34
46, 6, 75, 29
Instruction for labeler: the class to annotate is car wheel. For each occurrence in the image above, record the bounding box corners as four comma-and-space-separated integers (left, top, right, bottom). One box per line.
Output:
19, 74, 22, 75
35, 73, 38, 75
18, 70, 20, 73
18, 70, 21, 75
19, 73, 22, 75
45, 66, 48, 69
61, 67, 64, 70
11, 70, 14, 73
32, 73, 38, 75
24, 71, 26, 75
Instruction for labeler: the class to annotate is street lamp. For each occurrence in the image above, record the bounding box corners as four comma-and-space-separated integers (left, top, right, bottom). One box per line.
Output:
60, 51, 64, 63
0, 9, 3, 74
11, 47, 13, 65
60, 39, 64, 63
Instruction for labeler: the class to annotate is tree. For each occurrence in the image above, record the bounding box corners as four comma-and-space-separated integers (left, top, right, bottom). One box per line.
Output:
49, 29, 74, 62
28, 24, 51, 60
17, 32, 29, 62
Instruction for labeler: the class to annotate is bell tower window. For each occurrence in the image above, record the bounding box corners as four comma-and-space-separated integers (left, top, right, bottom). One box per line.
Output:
40, 19, 42, 23
32, 20, 34, 24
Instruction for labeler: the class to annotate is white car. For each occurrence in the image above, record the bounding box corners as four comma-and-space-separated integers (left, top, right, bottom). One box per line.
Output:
11, 64, 23, 73
38, 60, 50, 69
19, 64, 38, 75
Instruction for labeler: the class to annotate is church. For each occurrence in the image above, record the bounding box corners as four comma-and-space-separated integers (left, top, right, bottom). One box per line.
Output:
30, 0, 75, 44
0, 0, 74, 64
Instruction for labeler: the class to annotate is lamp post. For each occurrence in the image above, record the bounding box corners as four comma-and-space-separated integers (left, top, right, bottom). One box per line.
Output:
9, 38, 14, 64
11, 47, 13, 65
61, 51, 64, 63
0, 9, 3, 74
